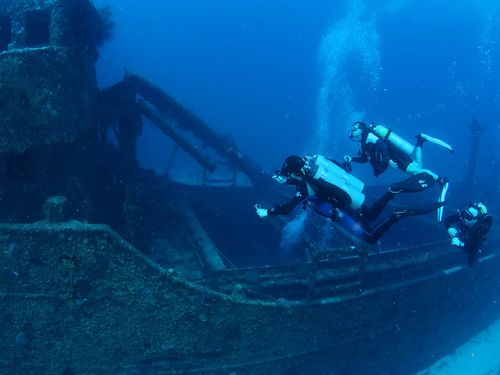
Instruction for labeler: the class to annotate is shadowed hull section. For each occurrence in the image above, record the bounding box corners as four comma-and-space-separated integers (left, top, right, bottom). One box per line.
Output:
0, 222, 498, 374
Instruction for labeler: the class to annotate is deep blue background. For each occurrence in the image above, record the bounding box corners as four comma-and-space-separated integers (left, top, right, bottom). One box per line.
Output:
90, 1, 500, 370
93, 0, 500, 189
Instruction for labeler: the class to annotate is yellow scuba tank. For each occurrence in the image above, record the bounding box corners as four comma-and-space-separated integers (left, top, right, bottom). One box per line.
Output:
307, 155, 365, 209
371, 124, 415, 156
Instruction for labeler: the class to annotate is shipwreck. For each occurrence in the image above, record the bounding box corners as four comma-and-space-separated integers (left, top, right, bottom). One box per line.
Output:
0, 1, 498, 374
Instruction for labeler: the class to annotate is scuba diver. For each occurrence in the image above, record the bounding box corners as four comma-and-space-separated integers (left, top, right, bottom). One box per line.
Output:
344, 121, 454, 221
254, 154, 444, 244
444, 201, 492, 266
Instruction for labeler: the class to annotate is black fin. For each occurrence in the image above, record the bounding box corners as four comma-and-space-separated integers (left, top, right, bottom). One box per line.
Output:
393, 201, 446, 218
390, 172, 435, 193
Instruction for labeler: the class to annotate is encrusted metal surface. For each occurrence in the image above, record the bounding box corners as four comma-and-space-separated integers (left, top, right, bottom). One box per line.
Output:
0, 221, 498, 374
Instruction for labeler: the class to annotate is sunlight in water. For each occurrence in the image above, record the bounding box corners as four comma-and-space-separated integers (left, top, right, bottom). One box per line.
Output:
279, 211, 309, 251
313, 0, 380, 155
477, 5, 500, 78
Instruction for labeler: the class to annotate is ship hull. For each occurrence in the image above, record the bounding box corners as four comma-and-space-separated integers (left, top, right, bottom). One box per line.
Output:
0, 222, 498, 374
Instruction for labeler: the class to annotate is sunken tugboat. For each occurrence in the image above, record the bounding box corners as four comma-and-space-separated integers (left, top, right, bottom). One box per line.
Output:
0, 1, 498, 374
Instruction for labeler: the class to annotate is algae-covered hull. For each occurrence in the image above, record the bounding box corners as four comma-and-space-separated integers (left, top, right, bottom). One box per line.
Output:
0, 2, 497, 374
1, 221, 499, 375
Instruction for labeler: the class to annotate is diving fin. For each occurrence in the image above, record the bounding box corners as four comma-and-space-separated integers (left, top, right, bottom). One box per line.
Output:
390, 172, 435, 194
437, 180, 449, 221
420, 133, 454, 153
393, 201, 446, 219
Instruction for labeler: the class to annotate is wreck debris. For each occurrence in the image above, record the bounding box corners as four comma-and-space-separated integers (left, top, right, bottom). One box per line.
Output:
138, 100, 217, 173
0, 0, 107, 154
43, 195, 69, 223
101, 73, 269, 186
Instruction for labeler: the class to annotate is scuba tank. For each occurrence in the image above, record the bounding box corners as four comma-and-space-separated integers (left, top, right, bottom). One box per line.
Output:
371, 124, 415, 156
306, 155, 365, 209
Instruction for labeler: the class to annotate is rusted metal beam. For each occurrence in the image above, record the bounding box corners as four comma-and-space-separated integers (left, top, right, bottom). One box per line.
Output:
138, 101, 216, 173
124, 73, 269, 187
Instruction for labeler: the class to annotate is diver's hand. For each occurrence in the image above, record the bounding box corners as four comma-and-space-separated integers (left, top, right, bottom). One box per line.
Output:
447, 227, 458, 237
344, 155, 352, 163
254, 204, 268, 218
388, 159, 398, 169
272, 175, 287, 184
451, 237, 464, 247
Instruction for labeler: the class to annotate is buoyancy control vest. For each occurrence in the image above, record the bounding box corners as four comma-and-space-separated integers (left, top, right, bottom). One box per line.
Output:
370, 124, 415, 156
463, 214, 492, 266
305, 155, 365, 210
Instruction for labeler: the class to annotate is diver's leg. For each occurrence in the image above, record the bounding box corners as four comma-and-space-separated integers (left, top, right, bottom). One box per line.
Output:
404, 162, 448, 221
392, 201, 446, 218
362, 171, 439, 222
414, 134, 425, 167
420, 133, 454, 153
361, 216, 400, 244
405, 162, 439, 181
404, 162, 448, 205
389, 171, 435, 193
360, 191, 396, 222
415, 146, 423, 167
362, 201, 446, 244
393, 154, 420, 176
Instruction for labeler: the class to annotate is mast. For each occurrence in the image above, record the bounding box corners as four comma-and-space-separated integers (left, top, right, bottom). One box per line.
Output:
465, 116, 485, 194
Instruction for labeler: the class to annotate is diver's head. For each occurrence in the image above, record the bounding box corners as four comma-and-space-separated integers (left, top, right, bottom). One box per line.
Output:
462, 201, 487, 224
280, 155, 306, 179
349, 121, 368, 142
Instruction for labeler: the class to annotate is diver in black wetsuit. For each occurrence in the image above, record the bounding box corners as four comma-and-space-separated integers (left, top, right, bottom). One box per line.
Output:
344, 121, 453, 221
344, 122, 452, 179
255, 155, 443, 244
444, 202, 492, 266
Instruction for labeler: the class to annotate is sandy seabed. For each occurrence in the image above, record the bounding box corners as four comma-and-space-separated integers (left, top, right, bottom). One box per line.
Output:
417, 317, 500, 375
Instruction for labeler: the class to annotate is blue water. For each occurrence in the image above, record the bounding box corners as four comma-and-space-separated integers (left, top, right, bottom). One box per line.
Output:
94, 0, 500, 188
91, 0, 500, 373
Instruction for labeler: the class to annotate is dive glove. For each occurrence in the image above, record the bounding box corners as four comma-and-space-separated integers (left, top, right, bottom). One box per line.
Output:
447, 227, 458, 237
272, 174, 287, 184
388, 160, 398, 169
254, 204, 269, 218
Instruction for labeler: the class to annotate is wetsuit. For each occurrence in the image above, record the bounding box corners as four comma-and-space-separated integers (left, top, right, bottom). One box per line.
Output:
352, 131, 412, 176
268, 176, 401, 244
444, 211, 492, 266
